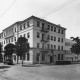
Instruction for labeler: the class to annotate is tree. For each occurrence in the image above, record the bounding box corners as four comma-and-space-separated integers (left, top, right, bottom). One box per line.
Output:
70, 37, 80, 43
4, 43, 15, 60
16, 37, 30, 65
70, 37, 80, 55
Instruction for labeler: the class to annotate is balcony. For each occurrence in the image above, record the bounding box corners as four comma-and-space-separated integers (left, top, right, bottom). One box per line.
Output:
40, 48, 49, 53
4, 33, 14, 39
41, 38, 49, 42
41, 28, 49, 33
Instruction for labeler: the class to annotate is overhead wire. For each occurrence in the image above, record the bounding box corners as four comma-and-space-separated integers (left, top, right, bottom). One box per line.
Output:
0, 0, 16, 18
33, 0, 78, 19
41, 0, 78, 18
33, 0, 69, 18
33, 0, 54, 17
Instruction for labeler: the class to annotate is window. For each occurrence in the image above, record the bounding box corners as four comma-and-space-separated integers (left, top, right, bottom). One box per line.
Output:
24, 34, 26, 38
4, 40, 5, 44
42, 54, 45, 61
47, 35, 50, 40
14, 28, 16, 32
48, 25, 50, 30
58, 29, 60, 33
61, 46, 63, 50
14, 37, 16, 41
36, 53, 40, 61
54, 36, 56, 41
58, 45, 60, 50
37, 43, 40, 48
58, 37, 60, 42
6, 39, 8, 43
42, 43, 44, 49
47, 44, 50, 49
23, 23, 26, 29
27, 21, 30, 27
20, 25, 22, 30
11, 38, 13, 42
4, 33, 5, 37
9, 39, 10, 43
37, 21, 40, 27
27, 52, 30, 61
27, 32, 30, 38
42, 34, 44, 40
61, 54, 63, 60
61, 38, 63, 43
51, 36, 53, 41
12, 28, 13, 32
58, 54, 60, 60
51, 45, 53, 49
42, 23, 44, 27
54, 27, 56, 32
54, 45, 56, 50
37, 32, 40, 38
61, 30, 64, 34
51, 26, 53, 31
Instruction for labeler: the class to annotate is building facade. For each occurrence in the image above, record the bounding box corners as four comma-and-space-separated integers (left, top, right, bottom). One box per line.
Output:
0, 16, 66, 64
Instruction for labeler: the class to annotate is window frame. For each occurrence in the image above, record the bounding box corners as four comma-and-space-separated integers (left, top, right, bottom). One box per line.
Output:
27, 32, 30, 38
37, 21, 40, 27
37, 32, 40, 38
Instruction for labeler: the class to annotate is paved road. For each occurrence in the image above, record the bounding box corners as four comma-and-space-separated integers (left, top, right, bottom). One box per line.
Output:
0, 63, 80, 80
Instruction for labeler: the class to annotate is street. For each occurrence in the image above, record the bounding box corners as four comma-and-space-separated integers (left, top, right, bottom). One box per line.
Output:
0, 63, 80, 80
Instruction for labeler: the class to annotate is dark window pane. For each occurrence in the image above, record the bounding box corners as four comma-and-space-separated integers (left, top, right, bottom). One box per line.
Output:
27, 52, 30, 61
54, 27, 56, 32
37, 21, 40, 27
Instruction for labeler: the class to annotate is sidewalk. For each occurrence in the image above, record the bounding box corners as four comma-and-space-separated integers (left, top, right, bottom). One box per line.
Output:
0, 63, 11, 71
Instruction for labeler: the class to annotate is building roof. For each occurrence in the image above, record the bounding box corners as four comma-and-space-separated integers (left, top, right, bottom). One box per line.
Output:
3, 21, 22, 31
3, 15, 66, 31
29, 16, 66, 30
65, 38, 76, 44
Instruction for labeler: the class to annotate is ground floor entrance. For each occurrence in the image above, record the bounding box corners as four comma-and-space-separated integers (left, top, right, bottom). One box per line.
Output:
50, 56, 53, 63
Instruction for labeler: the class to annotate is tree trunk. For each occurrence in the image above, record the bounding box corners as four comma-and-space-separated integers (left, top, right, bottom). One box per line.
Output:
22, 56, 23, 66
17, 55, 19, 64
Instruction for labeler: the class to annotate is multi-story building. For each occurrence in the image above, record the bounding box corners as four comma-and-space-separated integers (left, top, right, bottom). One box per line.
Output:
0, 16, 66, 64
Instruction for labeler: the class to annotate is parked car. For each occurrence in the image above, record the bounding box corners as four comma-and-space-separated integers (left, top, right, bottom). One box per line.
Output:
4, 59, 13, 65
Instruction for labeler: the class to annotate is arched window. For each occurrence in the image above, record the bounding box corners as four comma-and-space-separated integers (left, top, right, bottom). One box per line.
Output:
27, 52, 30, 61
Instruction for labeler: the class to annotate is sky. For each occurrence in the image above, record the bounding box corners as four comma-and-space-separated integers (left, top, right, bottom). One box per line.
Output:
0, 0, 80, 39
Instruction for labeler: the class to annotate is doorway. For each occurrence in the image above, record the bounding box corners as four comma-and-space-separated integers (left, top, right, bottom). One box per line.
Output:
50, 56, 53, 63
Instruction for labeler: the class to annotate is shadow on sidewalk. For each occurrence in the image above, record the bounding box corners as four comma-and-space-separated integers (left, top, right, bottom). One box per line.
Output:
22, 64, 42, 67
0, 65, 11, 69
22, 63, 55, 67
